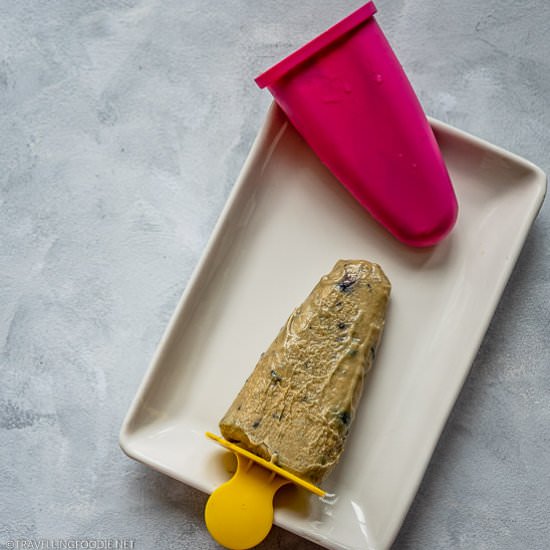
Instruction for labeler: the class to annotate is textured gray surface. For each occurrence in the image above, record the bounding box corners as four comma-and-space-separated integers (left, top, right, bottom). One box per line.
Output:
1, 1, 549, 549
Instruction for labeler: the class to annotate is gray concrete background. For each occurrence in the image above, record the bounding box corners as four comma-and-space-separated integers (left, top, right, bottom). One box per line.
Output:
1, 0, 549, 549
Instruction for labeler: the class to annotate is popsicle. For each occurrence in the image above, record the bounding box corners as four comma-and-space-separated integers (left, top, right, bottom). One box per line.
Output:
205, 260, 390, 548
219, 259, 391, 483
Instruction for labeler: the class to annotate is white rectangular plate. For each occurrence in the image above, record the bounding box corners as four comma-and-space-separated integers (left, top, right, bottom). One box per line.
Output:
120, 104, 546, 550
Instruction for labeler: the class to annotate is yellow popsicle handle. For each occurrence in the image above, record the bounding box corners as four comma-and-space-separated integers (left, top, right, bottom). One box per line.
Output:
204, 432, 326, 549
205, 453, 290, 549
205, 432, 325, 496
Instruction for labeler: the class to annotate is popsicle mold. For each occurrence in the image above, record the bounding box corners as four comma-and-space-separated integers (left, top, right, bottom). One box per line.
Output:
256, 2, 458, 247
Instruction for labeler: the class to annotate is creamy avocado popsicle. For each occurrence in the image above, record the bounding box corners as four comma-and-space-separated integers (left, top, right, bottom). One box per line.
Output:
220, 260, 391, 483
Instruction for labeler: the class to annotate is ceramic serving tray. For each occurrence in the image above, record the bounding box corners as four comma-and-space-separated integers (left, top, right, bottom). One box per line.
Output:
120, 103, 546, 550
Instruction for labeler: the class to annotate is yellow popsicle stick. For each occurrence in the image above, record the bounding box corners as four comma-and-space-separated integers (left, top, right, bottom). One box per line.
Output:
205, 432, 326, 549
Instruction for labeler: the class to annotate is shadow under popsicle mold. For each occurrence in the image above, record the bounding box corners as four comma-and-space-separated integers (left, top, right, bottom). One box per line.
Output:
262, 106, 453, 268
433, 122, 537, 192
432, 121, 545, 240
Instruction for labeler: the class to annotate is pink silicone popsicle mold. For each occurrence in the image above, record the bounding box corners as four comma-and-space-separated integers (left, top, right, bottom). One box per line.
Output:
256, 2, 458, 247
